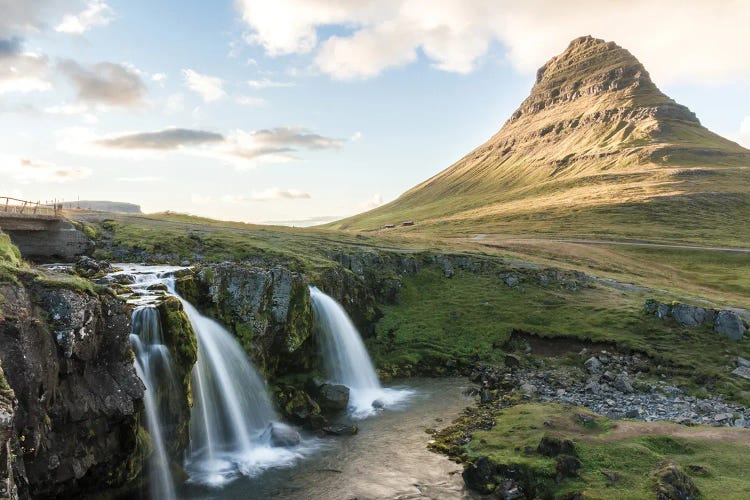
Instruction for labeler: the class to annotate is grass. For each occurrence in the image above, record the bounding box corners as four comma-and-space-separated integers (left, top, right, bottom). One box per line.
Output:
369, 263, 750, 403
461, 403, 750, 499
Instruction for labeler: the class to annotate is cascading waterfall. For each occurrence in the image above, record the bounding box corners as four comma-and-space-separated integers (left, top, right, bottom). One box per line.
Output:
130, 307, 177, 500
309, 286, 412, 418
114, 264, 312, 494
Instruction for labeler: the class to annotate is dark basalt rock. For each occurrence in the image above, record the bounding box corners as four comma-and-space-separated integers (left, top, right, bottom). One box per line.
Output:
322, 424, 358, 436
0, 278, 144, 498
316, 384, 350, 414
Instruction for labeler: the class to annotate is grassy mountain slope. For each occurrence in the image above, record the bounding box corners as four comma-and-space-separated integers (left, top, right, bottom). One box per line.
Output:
330, 36, 750, 246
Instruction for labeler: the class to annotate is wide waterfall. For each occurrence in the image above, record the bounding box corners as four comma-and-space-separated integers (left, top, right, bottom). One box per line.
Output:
309, 286, 412, 418
130, 307, 177, 500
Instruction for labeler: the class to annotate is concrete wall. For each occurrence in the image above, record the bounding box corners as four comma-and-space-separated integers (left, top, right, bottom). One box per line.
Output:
1, 218, 92, 261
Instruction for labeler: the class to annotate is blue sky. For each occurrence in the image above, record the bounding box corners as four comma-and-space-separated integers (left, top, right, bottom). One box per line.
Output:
1, 0, 749, 225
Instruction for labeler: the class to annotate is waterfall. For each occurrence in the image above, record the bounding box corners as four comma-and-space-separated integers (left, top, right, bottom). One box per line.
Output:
170, 288, 309, 487
114, 264, 313, 493
309, 286, 412, 418
130, 307, 177, 500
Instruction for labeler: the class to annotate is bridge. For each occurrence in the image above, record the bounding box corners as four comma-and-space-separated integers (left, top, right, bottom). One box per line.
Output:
0, 197, 92, 260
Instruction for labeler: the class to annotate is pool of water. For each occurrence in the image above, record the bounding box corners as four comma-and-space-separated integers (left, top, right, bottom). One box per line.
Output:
180, 377, 479, 499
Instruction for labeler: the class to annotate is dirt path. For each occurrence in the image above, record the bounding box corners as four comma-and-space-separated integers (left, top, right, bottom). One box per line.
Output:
593, 421, 750, 445
470, 235, 750, 253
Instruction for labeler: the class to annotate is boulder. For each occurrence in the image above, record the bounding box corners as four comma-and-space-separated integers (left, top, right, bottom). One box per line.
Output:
556, 454, 582, 479
266, 422, 301, 447
731, 366, 750, 381
537, 436, 575, 457
462, 457, 497, 495
655, 464, 699, 500
613, 373, 634, 394
714, 310, 747, 340
317, 384, 350, 414
584, 356, 603, 374
371, 399, 385, 409
670, 304, 708, 328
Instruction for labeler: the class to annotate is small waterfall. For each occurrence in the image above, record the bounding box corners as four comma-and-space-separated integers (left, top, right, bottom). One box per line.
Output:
130, 307, 177, 500
310, 286, 412, 418
172, 289, 308, 487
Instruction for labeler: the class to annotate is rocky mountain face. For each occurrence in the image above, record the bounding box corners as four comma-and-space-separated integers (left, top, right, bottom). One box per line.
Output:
0, 277, 144, 498
332, 36, 750, 240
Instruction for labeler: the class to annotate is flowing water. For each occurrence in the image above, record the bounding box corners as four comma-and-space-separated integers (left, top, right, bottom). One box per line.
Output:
116, 265, 315, 492
130, 307, 178, 500
181, 378, 478, 499
309, 286, 412, 418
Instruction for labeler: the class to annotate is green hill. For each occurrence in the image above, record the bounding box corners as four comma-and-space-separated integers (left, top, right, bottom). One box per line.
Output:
330, 36, 750, 246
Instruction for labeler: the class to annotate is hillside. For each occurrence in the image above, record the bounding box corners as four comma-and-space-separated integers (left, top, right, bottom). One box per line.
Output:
61, 200, 142, 213
331, 36, 750, 246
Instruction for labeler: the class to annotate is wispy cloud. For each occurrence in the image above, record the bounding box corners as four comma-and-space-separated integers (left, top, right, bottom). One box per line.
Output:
220, 188, 311, 204
0, 156, 91, 184
0, 37, 51, 94
116, 176, 163, 182
58, 59, 146, 107
182, 69, 225, 102
235, 95, 267, 106
97, 128, 224, 149
359, 193, 384, 211
55, 1, 114, 34
247, 78, 294, 89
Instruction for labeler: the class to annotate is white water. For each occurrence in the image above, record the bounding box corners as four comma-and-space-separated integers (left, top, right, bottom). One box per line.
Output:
309, 286, 413, 418
130, 307, 177, 500
115, 264, 314, 494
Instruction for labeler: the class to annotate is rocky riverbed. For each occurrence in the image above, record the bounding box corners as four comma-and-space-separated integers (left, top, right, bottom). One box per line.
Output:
471, 347, 750, 428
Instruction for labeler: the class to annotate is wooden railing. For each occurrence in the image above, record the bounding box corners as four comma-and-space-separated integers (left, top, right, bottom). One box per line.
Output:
0, 197, 59, 216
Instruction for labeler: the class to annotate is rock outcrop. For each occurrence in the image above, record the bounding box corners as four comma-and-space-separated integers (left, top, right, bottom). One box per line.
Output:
645, 300, 748, 340
175, 263, 313, 377
0, 275, 144, 498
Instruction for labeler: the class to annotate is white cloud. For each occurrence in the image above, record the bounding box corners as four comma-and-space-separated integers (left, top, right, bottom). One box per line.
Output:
359, 193, 383, 211
55, 1, 114, 34
221, 188, 311, 203
247, 78, 294, 89
235, 95, 267, 106
43, 102, 98, 123
116, 176, 163, 182
182, 69, 226, 102
58, 59, 146, 107
350, 131, 362, 141
0, 155, 91, 184
0, 41, 51, 94
236, 0, 750, 84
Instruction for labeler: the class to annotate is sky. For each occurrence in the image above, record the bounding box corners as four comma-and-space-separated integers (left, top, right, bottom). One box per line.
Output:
1, 0, 749, 226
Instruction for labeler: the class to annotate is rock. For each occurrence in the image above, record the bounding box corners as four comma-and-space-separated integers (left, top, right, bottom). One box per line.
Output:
656, 303, 670, 319
462, 457, 497, 495
714, 310, 747, 340
625, 409, 640, 419
670, 303, 709, 328
613, 373, 634, 393
585, 380, 602, 395
732, 366, 750, 381
505, 353, 522, 368
713, 413, 733, 423
0, 279, 144, 498
500, 273, 521, 287
537, 436, 575, 457
317, 384, 350, 414
73, 256, 112, 278
275, 384, 326, 430
738, 357, 750, 368
556, 454, 582, 479
601, 470, 620, 487
371, 399, 385, 409
520, 382, 537, 396
655, 464, 699, 500
322, 424, 359, 436
584, 356, 603, 374
266, 422, 301, 447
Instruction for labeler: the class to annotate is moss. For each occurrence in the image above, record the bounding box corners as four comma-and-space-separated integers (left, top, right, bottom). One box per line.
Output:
157, 297, 198, 458
0, 363, 15, 401
32, 273, 97, 295
445, 403, 750, 499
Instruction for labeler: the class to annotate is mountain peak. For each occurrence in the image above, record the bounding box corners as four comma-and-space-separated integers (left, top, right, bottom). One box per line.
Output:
332, 36, 750, 236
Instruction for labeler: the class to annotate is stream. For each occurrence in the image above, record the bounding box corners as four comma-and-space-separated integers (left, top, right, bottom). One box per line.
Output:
181, 378, 478, 500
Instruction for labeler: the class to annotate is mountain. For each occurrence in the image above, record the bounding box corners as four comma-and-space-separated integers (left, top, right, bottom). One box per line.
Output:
331, 36, 750, 245
61, 200, 142, 213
